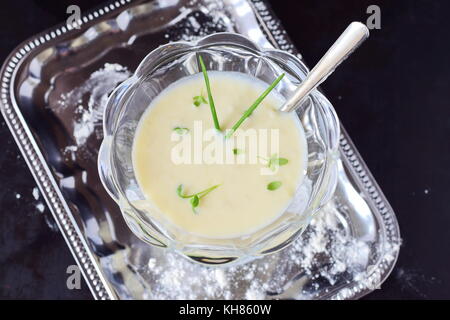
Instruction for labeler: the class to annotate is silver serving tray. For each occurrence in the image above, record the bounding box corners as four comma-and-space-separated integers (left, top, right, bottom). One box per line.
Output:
0, 0, 400, 300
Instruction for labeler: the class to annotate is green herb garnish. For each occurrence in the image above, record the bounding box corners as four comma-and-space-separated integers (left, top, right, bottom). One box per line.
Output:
268, 154, 289, 171
176, 184, 186, 198
225, 73, 285, 138
193, 94, 207, 107
233, 148, 244, 155
173, 127, 189, 135
190, 195, 199, 209
198, 55, 221, 131
259, 154, 289, 171
267, 181, 282, 191
177, 184, 220, 213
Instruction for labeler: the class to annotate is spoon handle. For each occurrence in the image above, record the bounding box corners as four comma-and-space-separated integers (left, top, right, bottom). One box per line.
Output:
280, 22, 369, 113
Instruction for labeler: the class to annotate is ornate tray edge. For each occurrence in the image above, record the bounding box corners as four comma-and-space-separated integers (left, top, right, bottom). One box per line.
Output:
0, 0, 400, 300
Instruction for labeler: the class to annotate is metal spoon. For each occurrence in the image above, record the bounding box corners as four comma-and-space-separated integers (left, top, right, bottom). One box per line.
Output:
279, 22, 369, 113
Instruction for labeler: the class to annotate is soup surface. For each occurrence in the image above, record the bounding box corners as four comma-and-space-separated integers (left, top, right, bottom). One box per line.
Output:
132, 71, 307, 238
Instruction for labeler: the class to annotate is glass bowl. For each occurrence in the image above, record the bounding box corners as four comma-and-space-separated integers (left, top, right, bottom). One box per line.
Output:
98, 33, 340, 265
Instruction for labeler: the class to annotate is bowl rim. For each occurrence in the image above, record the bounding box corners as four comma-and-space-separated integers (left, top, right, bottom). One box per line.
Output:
99, 32, 341, 264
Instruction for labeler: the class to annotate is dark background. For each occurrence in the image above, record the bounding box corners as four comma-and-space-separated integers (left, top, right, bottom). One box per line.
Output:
0, 0, 448, 299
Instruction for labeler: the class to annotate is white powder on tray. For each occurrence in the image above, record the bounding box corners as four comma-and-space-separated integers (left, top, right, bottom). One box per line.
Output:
58, 63, 131, 160
163, 0, 234, 42
139, 202, 399, 300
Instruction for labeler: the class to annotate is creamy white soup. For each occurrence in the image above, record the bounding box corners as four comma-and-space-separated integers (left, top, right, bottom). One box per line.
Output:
132, 71, 307, 238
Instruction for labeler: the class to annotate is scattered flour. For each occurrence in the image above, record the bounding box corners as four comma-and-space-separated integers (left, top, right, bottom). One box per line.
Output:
59, 63, 131, 161
138, 202, 400, 300
29, 186, 59, 232
36, 203, 45, 213
395, 267, 437, 298
164, 0, 233, 42
32, 187, 39, 200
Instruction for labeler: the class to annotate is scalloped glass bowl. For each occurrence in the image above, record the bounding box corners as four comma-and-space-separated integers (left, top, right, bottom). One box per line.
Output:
98, 33, 340, 265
